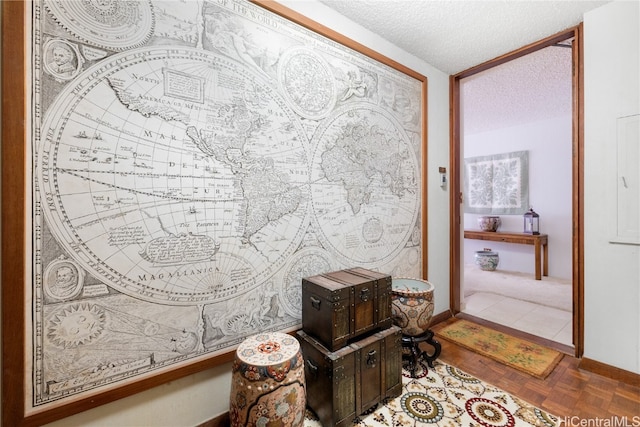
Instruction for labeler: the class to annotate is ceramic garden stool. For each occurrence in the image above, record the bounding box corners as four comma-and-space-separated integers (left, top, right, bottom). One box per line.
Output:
391, 277, 442, 378
229, 332, 306, 427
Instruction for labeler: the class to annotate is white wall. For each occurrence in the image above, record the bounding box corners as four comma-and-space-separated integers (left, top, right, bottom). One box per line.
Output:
40, 1, 451, 425
583, 0, 640, 374
462, 116, 574, 280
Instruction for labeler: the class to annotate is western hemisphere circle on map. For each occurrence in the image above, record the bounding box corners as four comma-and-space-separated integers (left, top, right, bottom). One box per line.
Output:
36, 46, 311, 306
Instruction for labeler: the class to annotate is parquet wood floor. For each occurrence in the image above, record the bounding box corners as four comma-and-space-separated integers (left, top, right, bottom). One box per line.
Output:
430, 319, 640, 419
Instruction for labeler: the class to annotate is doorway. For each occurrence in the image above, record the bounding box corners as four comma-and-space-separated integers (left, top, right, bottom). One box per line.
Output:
449, 27, 584, 357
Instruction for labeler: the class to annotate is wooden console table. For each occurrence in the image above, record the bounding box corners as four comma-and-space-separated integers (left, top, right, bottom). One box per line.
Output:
464, 230, 548, 280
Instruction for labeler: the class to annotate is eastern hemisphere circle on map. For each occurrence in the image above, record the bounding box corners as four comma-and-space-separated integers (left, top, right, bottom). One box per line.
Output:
310, 103, 421, 266
37, 47, 311, 306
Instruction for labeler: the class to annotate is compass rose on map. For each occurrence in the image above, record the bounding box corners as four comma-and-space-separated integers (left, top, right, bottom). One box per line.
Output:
37, 47, 311, 305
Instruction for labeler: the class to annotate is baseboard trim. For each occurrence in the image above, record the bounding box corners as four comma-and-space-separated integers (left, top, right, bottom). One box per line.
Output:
196, 412, 229, 427
579, 357, 640, 386
430, 309, 453, 326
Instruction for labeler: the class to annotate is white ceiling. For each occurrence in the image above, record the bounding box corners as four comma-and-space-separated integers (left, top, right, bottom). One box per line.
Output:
317, 0, 609, 75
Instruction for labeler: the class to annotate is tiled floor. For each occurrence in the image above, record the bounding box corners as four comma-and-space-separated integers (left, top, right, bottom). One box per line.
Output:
462, 291, 573, 346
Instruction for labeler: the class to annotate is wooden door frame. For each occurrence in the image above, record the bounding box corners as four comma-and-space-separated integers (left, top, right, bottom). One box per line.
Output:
449, 25, 584, 357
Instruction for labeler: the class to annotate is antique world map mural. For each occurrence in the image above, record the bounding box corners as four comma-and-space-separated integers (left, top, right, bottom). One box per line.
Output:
29, 0, 424, 410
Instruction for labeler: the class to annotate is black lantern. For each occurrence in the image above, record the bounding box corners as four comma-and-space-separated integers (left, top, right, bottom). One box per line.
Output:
523, 208, 540, 235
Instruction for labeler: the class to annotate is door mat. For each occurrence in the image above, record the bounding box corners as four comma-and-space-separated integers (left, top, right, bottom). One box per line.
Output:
436, 319, 563, 379
304, 359, 559, 426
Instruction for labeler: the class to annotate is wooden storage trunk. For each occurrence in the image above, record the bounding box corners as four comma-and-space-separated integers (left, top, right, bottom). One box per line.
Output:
302, 267, 392, 351
297, 326, 402, 427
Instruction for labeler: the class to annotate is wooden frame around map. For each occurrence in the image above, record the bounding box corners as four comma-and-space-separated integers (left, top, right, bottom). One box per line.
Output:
1, 1, 427, 425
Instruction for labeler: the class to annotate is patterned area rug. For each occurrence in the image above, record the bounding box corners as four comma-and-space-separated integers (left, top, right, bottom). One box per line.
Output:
436, 320, 563, 379
303, 360, 558, 426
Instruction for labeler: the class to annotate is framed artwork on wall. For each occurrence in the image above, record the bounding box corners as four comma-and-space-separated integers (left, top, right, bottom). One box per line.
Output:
1, 0, 427, 424
464, 150, 529, 215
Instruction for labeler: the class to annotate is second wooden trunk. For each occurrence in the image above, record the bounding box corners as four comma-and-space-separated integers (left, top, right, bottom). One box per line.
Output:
297, 326, 402, 427
302, 267, 392, 351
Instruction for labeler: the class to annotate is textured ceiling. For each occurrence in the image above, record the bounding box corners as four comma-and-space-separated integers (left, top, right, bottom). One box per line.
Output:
317, 0, 609, 75
461, 43, 573, 134
317, 0, 605, 133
